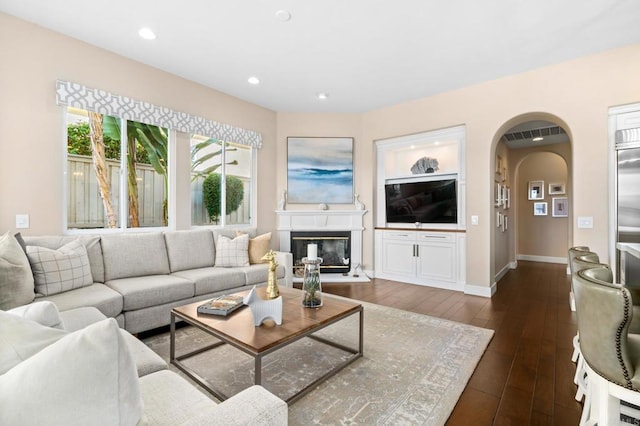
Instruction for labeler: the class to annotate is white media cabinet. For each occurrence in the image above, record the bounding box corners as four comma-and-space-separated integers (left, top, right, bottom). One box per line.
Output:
374, 125, 466, 291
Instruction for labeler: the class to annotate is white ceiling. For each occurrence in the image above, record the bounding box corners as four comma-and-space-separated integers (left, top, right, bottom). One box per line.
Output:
2, 0, 640, 113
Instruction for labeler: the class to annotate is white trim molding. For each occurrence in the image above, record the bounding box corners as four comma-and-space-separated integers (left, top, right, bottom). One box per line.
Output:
517, 254, 567, 264
465, 282, 496, 298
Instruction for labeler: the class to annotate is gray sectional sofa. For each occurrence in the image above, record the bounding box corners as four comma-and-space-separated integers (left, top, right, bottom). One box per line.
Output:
22, 228, 293, 334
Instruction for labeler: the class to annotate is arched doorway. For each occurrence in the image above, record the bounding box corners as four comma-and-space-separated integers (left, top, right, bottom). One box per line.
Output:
491, 114, 573, 287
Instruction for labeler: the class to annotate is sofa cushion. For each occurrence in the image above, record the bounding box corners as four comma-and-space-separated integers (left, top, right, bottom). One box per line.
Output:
106, 275, 194, 311
214, 234, 249, 267
27, 240, 93, 296
0, 310, 68, 375
0, 231, 35, 310
101, 232, 170, 281
7, 300, 64, 329
119, 330, 167, 377
36, 283, 123, 319
59, 306, 108, 332
22, 235, 104, 283
172, 267, 247, 296
164, 229, 215, 272
0, 318, 144, 426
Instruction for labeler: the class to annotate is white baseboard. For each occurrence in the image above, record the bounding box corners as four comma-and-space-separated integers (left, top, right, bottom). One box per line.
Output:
517, 254, 567, 264
464, 282, 496, 298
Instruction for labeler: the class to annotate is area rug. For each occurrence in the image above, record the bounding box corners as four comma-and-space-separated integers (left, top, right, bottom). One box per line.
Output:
142, 300, 493, 425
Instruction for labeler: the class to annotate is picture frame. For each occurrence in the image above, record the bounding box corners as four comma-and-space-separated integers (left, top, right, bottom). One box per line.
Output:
552, 197, 568, 217
505, 187, 511, 209
548, 182, 566, 195
495, 182, 502, 207
496, 211, 501, 227
287, 137, 354, 203
501, 185, 509, 209
502, 216, 508, 232
533, 202, 548, 216
528, 180, 544, 200
495, 155, 503, 179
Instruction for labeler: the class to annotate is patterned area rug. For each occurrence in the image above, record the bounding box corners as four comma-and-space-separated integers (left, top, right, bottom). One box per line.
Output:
142, 299, 493, 425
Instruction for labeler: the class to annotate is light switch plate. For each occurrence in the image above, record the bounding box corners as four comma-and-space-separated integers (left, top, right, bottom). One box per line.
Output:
15, 214, 29, 229
471, 215, 479, 225
577, 216, 593, 229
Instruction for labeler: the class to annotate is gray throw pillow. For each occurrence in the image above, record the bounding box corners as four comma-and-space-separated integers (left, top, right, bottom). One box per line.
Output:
0, 231, 35, 310
27, 240, 93, 296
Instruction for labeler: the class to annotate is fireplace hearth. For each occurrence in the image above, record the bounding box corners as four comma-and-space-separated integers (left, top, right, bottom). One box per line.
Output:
291, 231, 350, 276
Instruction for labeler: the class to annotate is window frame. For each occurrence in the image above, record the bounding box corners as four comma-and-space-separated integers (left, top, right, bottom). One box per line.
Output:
63, 108, 174, 235
189, 136, 256, 229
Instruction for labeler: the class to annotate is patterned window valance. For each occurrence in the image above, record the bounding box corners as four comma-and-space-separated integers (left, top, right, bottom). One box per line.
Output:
55, 80, 262, 149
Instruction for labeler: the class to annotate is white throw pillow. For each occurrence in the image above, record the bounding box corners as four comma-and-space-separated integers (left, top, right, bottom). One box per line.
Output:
27, 239, 93, 296
0, 318, 144, 426
7, 300, 65, 329
215, 234, 250, 267
0, 309, 68, 375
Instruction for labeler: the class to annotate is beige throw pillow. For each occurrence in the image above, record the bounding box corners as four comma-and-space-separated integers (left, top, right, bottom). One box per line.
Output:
215, 234, 250, 267
0, 231, 35, 310
236, 231, 272, 264
27, 239, 93, 296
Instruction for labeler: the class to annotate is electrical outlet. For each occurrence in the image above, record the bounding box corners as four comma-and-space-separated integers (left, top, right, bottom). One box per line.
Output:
577, 216, 593, 229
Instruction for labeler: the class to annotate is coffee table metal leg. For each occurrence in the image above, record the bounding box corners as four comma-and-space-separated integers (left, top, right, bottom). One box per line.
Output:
170, 312, 176, 363
255, 354, 262, 385
359, 308, 364, 356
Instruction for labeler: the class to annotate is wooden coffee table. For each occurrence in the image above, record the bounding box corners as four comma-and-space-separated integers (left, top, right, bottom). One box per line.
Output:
170, 286, 363, 404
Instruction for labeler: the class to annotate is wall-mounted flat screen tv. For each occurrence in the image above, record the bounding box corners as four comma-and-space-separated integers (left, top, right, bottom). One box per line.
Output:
384, 179, 457, 224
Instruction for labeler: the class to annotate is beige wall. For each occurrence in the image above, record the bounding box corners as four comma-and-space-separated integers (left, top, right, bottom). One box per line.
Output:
508, 143, 572, 263
0, 13, 278, 240
278, 46, 640, 288
516, 151, 569, 258
3, 11, 640, 290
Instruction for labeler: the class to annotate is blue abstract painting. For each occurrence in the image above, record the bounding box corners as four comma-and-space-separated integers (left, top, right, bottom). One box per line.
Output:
287, 137, 354, 203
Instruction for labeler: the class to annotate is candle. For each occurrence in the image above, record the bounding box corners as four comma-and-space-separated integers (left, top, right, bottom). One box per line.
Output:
307, 243, 317, 260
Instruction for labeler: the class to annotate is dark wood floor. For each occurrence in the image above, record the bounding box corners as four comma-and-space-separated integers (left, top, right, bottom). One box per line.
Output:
320, 261, 581, 425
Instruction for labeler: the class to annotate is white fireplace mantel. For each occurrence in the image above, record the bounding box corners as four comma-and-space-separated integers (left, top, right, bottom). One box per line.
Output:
276, 209, 368, 282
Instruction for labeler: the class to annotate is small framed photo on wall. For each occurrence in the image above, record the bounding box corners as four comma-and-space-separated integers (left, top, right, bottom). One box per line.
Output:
552, 197, 568, 217
549, 182, 566, 195
528, 181, 544, 200
533, 202, 548, 216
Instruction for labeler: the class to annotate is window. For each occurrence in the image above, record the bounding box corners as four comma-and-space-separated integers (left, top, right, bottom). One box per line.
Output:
66, 107, 170, 231
191, 135, 253, 226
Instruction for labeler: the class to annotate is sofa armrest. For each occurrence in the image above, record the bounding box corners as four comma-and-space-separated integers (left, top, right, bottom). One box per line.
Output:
182, 385, 288, 426
274, 251, 293, 288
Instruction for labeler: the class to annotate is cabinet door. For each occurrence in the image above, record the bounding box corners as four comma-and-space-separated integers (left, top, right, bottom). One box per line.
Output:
382, 240, 416, 277
416, 242, 456, 282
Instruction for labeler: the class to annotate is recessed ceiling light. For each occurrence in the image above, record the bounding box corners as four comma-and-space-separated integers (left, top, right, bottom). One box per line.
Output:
138, 27, 156, 40
317, 93, 329, 100
248, 76, 260, 85
275, 10, 292, 22
532, 137, 544, 142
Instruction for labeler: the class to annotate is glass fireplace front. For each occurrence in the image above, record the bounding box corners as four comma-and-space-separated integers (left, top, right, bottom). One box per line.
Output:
291, 231, 351, 277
